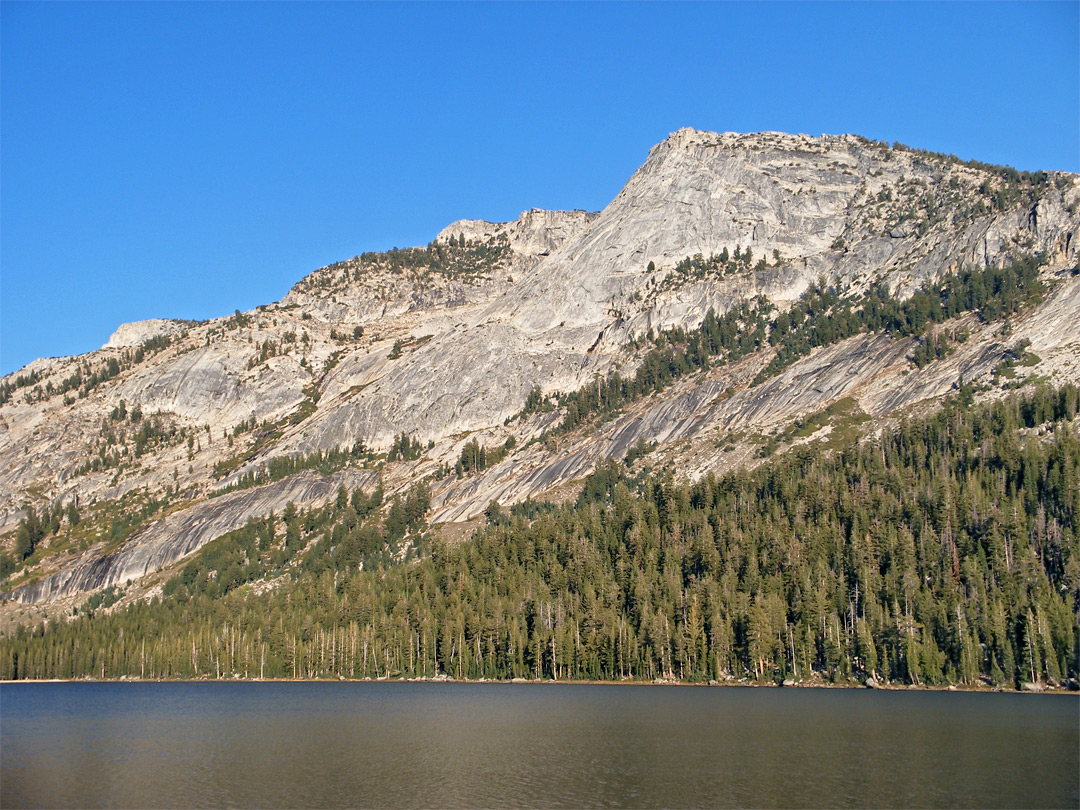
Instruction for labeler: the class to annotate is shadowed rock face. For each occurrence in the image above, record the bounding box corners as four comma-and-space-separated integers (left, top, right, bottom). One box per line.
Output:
2, 129, 1078, 606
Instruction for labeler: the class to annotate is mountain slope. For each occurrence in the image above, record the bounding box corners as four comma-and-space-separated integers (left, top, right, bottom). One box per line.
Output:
1, 129, 1078, 614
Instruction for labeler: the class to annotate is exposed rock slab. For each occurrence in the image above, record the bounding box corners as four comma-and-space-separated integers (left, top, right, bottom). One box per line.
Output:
3, 469, 378, 604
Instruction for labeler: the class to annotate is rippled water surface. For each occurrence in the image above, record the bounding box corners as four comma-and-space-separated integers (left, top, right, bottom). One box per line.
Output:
1, 681, 1076, 808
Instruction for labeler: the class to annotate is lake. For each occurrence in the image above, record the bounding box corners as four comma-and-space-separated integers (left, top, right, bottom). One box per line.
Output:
1, 681, 1076, 808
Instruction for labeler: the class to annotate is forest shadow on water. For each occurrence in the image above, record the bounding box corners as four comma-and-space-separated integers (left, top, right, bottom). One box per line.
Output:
1, 681, 1077, 809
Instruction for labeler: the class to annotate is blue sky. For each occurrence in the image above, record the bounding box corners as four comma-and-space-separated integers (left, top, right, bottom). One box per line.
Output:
2, 1, 1077, 376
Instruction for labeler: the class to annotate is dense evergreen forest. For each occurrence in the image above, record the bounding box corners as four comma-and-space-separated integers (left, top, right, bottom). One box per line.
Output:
3, 384, 1077, 688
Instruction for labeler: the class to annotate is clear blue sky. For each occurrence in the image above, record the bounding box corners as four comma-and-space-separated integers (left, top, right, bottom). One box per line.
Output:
2, 1, 1077, 376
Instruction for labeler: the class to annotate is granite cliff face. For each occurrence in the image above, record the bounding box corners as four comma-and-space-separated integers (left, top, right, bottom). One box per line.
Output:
2, 129, 1078, 610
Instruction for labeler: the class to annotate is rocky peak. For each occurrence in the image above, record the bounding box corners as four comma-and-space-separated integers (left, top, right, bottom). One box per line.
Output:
494, 128, 1078, 335
437, 208, 600, 265
103, 319, 186, 350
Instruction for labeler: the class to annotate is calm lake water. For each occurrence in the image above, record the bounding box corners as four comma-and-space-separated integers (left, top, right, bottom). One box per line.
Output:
1, 681, 1076, 809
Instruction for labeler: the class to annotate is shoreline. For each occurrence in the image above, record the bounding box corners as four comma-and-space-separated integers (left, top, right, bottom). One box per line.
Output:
2, 676, 1076, 694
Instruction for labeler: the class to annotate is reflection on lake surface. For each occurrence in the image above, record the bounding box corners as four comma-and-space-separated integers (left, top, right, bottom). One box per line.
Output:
1, 681, 1076, 808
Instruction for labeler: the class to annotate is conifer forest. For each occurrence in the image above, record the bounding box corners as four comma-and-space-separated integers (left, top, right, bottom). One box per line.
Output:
4, 384, 1076, 688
